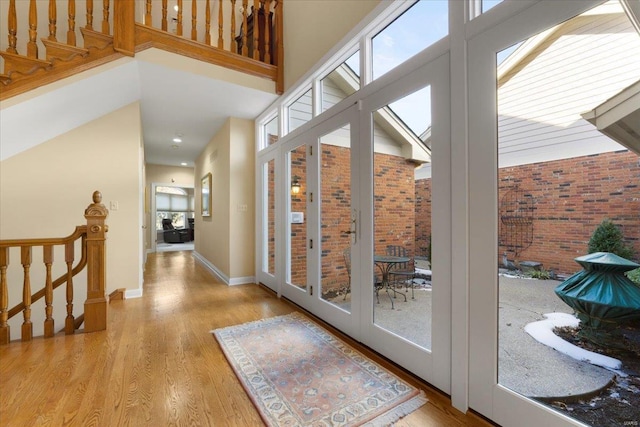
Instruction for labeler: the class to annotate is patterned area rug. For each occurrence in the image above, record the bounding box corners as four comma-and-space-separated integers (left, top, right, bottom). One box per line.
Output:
212, 312, 427, 426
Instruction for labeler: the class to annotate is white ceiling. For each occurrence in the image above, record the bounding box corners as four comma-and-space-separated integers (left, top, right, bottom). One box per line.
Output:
0, 58, 279, 166
138, 60, 279, 167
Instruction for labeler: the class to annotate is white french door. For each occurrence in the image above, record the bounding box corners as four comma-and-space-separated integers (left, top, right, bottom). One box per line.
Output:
280, 105, 361, 338
273, 44, 451, 392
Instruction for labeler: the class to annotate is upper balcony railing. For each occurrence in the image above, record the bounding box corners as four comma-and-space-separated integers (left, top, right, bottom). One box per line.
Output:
0, 0, 283, 100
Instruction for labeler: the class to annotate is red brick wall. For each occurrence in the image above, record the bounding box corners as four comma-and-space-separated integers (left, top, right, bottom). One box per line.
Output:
290, 146, 307, 287
320, 145, 352, 292
373, 153, 416, 257
415, 150, 640, 276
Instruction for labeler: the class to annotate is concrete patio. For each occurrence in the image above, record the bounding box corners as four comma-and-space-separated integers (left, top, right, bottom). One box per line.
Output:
329, 275, 615, 400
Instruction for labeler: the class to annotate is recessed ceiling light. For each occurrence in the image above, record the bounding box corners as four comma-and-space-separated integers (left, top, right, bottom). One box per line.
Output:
173, 137, 182, 143
181, 162, 188, 166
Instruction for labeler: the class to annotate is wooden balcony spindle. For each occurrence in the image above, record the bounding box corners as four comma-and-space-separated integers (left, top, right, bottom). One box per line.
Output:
48, 0, 57, 41
43, 245, 54, 338
27, 0, 38, 57
86, 0, 94, 30
161, 0, 168, 31
275, 0, 283, 93
145, 0, 152, 26
205, 0, 211, 45
215, 0, 221, 48
21, 246, 33, 342
230, 0, 237, 53
67, 0, 77, 46
83, 191, 108, 333
177, 0, 183, 36
264, 0, 272, 63
102, 0, 110, 35
0, 248, 9, 345
191, 0, 197, 41
252, 0, 259, 60
64, 241, 75, 335
241, 0, 248, 56
7, 0, 18, 54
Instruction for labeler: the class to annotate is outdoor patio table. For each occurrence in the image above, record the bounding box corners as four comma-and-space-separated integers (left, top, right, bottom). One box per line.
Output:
374, 255, 409, 309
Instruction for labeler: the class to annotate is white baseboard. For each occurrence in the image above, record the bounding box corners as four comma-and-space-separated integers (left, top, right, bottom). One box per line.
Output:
125, 288, 143, 299
192, 251, 255, 286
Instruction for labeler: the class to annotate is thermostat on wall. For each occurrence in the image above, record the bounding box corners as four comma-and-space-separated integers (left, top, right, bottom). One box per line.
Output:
291, 212, 304, 224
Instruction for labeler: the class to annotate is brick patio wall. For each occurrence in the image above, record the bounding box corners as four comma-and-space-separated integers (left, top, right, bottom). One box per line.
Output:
415, 150, 640, 276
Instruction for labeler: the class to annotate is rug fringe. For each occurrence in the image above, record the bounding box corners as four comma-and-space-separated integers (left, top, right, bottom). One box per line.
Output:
363, 390, 428, 427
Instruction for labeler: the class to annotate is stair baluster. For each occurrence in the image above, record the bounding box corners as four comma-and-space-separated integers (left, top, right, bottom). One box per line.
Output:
252, 0, 259, 60
7, 0, 18, 54
0, 248, 9, 344
145, 0, 152, 27
177, 0, 183, 36
231, 0, 237, 53
191, 0, 197, 41
28, 0, 38, 57
102, 0, 110, 35
48, 0, 58, 41
86, 0, 94, 30
44, 245, 54, 337
162, 0, 168, 31
67, 0, 76, 46
21, 247, 33, 342
241, 0, 248, 56
65, 242, 75, 335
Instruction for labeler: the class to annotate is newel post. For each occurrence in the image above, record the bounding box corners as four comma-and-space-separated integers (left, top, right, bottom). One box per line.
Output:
84, 191, 109, 333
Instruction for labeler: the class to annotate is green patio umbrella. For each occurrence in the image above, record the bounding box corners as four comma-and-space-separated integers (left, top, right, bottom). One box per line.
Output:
554, 252, 640, 328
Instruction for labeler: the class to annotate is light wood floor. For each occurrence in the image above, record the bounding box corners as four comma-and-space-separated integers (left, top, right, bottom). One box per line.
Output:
0, 251, 494, 426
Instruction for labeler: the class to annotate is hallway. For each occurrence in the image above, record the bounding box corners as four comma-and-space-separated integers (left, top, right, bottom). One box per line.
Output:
0, 251, 490, 426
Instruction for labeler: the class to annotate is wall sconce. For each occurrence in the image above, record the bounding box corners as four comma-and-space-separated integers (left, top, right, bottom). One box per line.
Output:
291, 176, 301, 195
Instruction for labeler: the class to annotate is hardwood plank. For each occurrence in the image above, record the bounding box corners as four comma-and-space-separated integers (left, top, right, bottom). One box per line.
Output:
0, 251, 494, 426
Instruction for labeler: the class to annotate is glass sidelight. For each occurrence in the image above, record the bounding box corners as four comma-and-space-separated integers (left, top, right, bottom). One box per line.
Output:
371, 86, 432, 350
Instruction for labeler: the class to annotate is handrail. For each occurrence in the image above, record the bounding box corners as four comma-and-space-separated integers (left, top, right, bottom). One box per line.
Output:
1, 0, 284, 99
0, 191, 108, 344
0, 225, 87, 248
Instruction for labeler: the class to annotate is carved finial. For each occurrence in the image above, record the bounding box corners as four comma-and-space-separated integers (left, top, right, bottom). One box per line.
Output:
85, 191, 108, 217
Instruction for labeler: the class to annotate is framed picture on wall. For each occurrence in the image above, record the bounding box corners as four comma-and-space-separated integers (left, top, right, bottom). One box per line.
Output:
201, 173, 212, 217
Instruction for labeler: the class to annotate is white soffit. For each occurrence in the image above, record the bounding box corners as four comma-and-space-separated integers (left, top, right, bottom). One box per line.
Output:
0, 61, 141, 161
582, 80, 640, 155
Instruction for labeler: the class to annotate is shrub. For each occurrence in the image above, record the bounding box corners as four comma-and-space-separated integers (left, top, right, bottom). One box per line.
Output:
588, 219, 634, 260
528, 268, 551, 280
627, 268, 640, 286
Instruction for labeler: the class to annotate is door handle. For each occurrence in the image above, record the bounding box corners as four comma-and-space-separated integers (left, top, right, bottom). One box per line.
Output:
341, 230, 354, 234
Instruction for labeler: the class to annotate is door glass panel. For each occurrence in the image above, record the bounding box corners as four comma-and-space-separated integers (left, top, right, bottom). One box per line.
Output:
288, 88, 313, 133
265, 160, 276, 275
320, 124, 352, 313
372, 86, 432, 350
288, 145, 308, 290
372, 1, 448, 81
496, 2, 640, 425
321, 51, 360, 112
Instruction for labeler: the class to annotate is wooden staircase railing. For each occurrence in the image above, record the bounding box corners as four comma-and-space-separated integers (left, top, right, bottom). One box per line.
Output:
0, 191, 108, 344
0, 0, 284, 100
